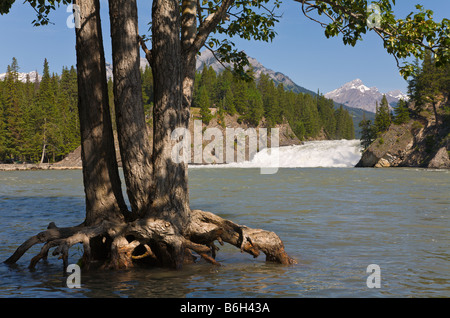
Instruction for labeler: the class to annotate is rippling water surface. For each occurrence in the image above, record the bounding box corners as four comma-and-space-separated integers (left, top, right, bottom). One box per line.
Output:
0, 141, 449, 298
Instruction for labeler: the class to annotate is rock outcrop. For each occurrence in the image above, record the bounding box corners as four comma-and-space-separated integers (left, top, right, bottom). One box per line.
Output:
356, 108, 450, 169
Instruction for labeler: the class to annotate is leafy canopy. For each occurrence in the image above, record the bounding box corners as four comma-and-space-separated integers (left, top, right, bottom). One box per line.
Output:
296, 0, 449, 79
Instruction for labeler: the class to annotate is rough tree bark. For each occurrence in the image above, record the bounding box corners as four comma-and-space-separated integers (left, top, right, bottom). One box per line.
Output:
150, 0, 190, 229
72, 0, 128, 226
108, 0, 153, 218
4, 0, 295, 272
4, 0, 129, 267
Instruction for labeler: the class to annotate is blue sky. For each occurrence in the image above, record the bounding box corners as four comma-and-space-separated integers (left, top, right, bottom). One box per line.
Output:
0, 0, 448, 94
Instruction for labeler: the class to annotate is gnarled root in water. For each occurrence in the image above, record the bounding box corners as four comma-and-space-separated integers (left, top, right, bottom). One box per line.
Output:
4, 209, 296, 271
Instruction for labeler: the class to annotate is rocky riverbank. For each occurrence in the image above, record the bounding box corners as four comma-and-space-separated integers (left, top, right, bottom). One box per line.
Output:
0, 163, 81, 171
356, 104, 450, 169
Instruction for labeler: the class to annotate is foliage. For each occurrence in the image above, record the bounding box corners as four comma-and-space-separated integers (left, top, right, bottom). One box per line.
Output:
358, 113, 375, 151
0, 58, 79, 163
204, 0, 282, 80
408, 50, 450, 113
374, 95, 391, 134
393, 99, 410, 125
297, 0, 450, 79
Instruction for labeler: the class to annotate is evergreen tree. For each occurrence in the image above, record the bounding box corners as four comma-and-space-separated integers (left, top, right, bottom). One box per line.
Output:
246, 85, 264, 126
393, 99, 410, 125
3, 58, 25, 160
359, 113, 375, 150
408, 51, 448, 125
141, 65, 153, 120
257, 73, 277, 127
317, 96, 336, 138
223, 87, 236, 115
232, 78, 249, 117
199, 65, 217, 104
34, 58, 56, 163
374, 95, 391, 135
198, 85, 213, 124
20, 73, 37, 161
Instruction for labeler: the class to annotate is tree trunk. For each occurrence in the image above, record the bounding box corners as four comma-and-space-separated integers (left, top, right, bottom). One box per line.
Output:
150, 0, 190, 231
40, 143, 46, 164
181, 0, 197, 111
4, 0, 295, 271
108, 0, 153, 218
74, 0, 127, 225
432, 101, 439, 125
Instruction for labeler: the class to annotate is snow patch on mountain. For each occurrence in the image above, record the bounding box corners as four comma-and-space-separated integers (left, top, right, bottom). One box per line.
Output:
324, 79, 408, 113
0, 70, 42, 83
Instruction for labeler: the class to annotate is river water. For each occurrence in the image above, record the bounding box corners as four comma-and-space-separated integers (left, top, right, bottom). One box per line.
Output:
0, 140, 449, 298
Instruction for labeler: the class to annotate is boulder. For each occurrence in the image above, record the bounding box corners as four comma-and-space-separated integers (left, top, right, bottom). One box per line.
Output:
428, 147, 450, 169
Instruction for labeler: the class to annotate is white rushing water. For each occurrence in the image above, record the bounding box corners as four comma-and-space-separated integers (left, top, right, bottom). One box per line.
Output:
191, 139, 362, 169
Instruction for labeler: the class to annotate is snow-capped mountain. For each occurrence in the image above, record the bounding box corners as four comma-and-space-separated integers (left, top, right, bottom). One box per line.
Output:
324, 79, 408, 113
0, 70, 42, 83
195, 50, 315, 95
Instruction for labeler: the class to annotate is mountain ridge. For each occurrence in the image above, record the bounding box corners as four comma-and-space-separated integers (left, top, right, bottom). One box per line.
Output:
195, 50, 317, 96
324, 78, 408, 113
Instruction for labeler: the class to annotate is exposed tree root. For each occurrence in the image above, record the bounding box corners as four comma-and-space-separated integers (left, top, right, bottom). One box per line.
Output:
4, 209, 296, 271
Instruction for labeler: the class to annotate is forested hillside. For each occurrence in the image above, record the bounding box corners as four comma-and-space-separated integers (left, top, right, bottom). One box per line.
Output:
0, 58, 79, 163
0, 58, 354, 163
193, 65, 355, 141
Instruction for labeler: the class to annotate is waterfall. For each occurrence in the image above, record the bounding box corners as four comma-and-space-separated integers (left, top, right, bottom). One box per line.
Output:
190, 139, 362, 168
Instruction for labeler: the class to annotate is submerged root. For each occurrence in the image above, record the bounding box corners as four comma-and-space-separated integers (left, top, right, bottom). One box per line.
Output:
187, 209, 296, 265
4, 209, 296, 271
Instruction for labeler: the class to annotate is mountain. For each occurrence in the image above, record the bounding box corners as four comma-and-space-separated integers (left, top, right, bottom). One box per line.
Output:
195, 50, 317, 96
324, 79, 409, 113
0, 70, 42, 83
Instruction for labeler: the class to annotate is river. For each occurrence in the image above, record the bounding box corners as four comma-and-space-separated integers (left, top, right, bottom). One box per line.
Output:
0, 140, 449, 298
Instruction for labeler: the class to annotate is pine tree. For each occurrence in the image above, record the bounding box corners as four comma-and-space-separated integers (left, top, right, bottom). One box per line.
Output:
359, 112, 375, 150
35, 58, 56, 163
199, 65, 217, 104
3, 58, 25, 161
408, 51, 446, 125
20, 73, 37, 161
223, 87, 236, 115
198, 85, 213, 124
374, 95, 391, 135
393, 99, 410, 125
232, 78, 249, 117
258, 73, 278, 127
246, 85, 264, 126
141, 65, 153, 119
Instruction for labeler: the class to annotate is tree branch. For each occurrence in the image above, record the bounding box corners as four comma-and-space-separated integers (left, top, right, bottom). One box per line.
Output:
295, 0, 444, 64
204, 45, 234, 73
188, 0, 236, 57
138, 35, 152, 66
